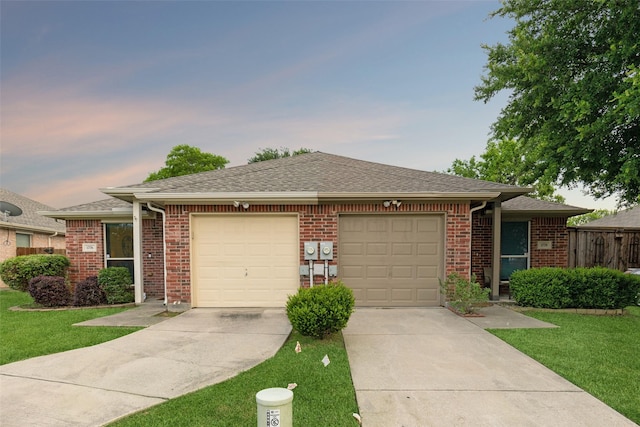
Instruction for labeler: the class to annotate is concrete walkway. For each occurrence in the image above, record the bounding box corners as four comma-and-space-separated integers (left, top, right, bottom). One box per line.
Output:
0, 307, 291, 427
343, 307, 636, 427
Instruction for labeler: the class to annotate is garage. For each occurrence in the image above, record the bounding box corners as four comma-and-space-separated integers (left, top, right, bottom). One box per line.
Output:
191, 215, 299, 307
339, 214, 444, 307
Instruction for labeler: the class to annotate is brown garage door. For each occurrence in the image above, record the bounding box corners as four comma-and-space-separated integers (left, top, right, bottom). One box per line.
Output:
339, 214, 444, 307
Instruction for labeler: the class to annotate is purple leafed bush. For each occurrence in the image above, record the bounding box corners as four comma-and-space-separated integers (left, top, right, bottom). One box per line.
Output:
73, 276, 107, 306
28, 275, 71, 307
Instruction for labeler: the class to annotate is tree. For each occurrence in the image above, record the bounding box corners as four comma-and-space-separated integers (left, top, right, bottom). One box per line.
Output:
448, 139, 565, 202
475, 0, 640, 206
566, 209, 614, 227
247, 147, 313, 164
145, 145, 229, 182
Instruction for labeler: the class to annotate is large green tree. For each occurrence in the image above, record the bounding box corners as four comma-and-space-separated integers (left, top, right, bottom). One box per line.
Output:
448, 139, 564, 202
247, 147, 313, 164
145, 144, 229, 182
475, 0, 640, 206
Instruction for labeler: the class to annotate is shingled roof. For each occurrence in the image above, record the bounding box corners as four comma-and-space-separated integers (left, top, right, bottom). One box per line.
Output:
578, 205, 640, 229
0, 188, 66, 234
101, 152, 530, 202
503, 196, 591, 216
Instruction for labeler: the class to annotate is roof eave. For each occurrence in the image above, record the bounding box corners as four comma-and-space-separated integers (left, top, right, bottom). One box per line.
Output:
39, 209, 155, 221
0, 220, 66, 235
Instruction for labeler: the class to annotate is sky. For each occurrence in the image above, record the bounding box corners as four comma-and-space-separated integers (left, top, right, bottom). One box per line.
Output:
0, 0, 619, 210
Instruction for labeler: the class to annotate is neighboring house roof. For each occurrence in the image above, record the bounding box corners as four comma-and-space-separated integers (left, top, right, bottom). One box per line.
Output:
503, 196, 591, 216
0, 188, 66, 234
577, 205, 640, 229
100, 152, 531, 204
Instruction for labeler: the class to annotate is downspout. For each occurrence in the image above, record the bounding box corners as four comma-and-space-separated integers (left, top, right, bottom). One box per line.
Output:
146, 203, 168, 306
48, 231, 58, 247
468, 201, 487, 279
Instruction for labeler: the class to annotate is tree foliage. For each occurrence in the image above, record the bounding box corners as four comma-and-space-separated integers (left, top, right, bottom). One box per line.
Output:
145, 145, 229, 182
566, 209, 614, 227
475, 0, 640, 206
448, 139, 564, 202
247, 147, 313, 164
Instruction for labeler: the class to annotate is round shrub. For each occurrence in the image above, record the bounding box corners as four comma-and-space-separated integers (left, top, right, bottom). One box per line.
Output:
98, 267, 134, 304
28, 275, 71, 307
0, 254, 70, 291
73, 276, 107, 306
286, 281, 355, 339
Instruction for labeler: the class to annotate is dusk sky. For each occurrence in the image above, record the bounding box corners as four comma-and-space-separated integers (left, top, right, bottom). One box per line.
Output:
1, 1, 618, 210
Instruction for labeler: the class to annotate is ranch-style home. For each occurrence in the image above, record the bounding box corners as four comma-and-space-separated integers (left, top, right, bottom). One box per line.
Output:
41, 152, 590, 308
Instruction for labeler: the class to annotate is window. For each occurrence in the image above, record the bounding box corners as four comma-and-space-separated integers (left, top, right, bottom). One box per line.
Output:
500, 221, 529, 281
16, 233, 31, 248
104, 223, 134, 281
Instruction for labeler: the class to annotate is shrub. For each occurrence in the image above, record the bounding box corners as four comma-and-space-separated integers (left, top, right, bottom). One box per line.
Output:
439, 273, 490, 315
28, 275, 71, 307
286, 281, 355, 339
510, 268, 572, 309
98, 267, 134, 304
73, 276, 107, 306
0, 254, 70, 291
510, 267, 640, 309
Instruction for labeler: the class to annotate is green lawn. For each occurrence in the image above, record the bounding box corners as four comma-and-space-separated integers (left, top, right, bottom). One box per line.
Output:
0, 289, 141, 365
488, 306, 640, 424
109, 331, 359, 427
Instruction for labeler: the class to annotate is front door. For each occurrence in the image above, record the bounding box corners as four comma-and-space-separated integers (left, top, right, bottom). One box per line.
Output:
500, 221, 529, 280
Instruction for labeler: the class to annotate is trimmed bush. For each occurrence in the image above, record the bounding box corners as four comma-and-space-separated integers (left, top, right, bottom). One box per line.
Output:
0, 254, 70, 292
73, 276, 107, 306
28, 275, 71, 307
98, 267, 134, 304
286, 281, 355, 339
439, 273, 490, 314
510, 267, 640, 309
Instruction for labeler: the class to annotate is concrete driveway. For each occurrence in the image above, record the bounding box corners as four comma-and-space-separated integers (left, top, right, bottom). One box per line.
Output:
343, 307, 636, 427
0, 308, 291, 427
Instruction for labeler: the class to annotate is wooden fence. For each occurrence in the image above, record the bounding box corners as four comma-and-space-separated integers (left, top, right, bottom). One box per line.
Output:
16, 247, 66, 256
568, 228, 640, 271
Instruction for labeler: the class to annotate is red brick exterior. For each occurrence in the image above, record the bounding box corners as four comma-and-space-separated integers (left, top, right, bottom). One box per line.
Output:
65, 217, 165, 298
161, 202, 471, 304
471, 213, 570, 285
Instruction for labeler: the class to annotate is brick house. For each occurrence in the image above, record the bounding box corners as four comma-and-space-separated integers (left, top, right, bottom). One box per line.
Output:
1, 188, 66, 287
41, 153, 589, 307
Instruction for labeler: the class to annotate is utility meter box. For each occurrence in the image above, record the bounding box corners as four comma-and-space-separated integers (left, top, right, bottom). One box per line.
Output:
320, 241, 334, 260
304, 242, 318, 260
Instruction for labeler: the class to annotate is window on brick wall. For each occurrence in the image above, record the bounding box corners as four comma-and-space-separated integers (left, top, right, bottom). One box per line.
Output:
16, 233, 31, 248
104, 223, 134, 282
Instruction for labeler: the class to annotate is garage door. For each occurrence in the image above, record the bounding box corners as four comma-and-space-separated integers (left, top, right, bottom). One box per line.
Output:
191, 215, 299, 307
339, 215, 444, 307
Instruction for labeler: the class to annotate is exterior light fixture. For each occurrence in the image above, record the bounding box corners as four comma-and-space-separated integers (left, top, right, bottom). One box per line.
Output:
383, 200, 392, 208
233, 201, 240, 208
242, 202, 250, 209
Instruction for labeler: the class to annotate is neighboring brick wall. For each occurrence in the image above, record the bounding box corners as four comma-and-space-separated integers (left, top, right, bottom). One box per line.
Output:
142, 216, 165, 299
163, 202, 472, 304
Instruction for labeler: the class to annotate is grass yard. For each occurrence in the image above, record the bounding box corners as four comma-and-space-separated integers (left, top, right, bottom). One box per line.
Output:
488, 306, 640, 424
110, 330, 359, 427
0, 289, 141, 365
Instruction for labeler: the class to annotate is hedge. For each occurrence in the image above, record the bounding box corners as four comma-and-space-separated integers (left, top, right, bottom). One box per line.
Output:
0, 254, 70, 291
510, 267, 640, 309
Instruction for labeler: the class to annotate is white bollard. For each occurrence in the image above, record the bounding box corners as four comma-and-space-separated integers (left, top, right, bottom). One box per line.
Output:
256, 387, 293, 427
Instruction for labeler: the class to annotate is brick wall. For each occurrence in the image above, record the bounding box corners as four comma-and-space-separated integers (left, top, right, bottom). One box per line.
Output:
163, 202, 471, 304
65, 218, 165, 298
530, 217, 568, 268
471, 214, 570, 284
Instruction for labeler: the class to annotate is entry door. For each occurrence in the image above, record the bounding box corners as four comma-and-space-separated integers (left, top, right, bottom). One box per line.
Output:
500, 221, 530, 280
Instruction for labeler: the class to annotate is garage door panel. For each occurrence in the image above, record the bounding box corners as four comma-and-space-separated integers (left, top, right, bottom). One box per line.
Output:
339, 215, 444, 307
192, 215, 298, 308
